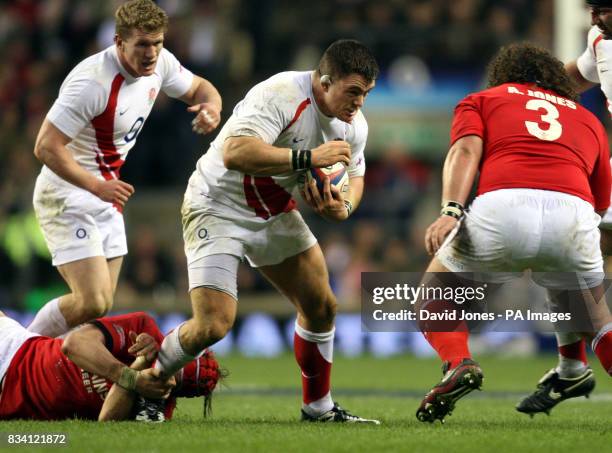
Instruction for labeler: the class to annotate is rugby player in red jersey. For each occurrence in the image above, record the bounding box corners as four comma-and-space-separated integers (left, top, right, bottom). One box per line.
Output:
0, 311, 220, 421
518, 0, 612, 415
413, 43, 612, 423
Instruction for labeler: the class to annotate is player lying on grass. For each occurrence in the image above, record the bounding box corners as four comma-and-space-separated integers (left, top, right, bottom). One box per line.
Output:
415, 43, 612, 424
0, 311, 221, 421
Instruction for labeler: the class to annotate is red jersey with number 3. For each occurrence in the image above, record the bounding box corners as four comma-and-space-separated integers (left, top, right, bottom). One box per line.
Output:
0, 312, 172, 420
450, 83, 611, 211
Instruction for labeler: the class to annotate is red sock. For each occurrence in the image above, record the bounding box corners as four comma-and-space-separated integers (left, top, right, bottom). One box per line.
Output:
419, 299, 471, 369
294, 331, 332, 404
424, 331, 471, 369
593, 330, 612, 375
559, 340, 588, 365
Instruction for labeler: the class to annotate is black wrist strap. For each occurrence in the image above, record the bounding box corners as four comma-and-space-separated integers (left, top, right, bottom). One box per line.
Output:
344, 199, 353, 217
291, 150, 312, 171
440, 200, 464, 219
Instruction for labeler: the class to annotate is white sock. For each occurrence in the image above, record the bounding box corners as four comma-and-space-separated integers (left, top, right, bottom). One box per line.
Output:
555, 332, 582, 346
302, 392, 334, 416
294, 322, 335, 362
27, 298, 70, 337
154, 323, 198, 377
555, 357, 587, 378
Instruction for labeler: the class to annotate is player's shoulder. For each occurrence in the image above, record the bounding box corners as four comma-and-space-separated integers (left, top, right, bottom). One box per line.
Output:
587, 25, 605, 47
344, 111, 368, 147
454, 86, 489, 108
67, 46, 119, 84
348, 109, 368, 135
156, 47, 182, 70
239, 71, 312, 119
250, 71, 311, 99
462, 83, 527, 105
59, 46, 121, 97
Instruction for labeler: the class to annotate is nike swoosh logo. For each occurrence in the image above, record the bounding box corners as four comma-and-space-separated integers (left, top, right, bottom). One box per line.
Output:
119, 108, 129, 116
292, 137, 304, 144
549, 390, 562, 400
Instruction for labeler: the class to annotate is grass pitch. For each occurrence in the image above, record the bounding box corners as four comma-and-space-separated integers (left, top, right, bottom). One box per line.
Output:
4, 355, 612, 452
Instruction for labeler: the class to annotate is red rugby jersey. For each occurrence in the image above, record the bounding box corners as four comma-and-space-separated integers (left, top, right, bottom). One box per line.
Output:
0, 312, 172, 420
450, 83, 611, 211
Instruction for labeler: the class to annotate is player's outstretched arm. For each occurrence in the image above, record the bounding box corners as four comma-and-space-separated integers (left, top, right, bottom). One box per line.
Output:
223, 137, 351, 176
34, 119, 135, 206
180, 75, 222, 135
62, 325, 174, 399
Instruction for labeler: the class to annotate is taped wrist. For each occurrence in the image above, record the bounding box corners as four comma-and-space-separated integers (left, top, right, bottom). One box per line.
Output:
291, 149, 312, 170
440, 201, 464, 219
117, 367, 138, 391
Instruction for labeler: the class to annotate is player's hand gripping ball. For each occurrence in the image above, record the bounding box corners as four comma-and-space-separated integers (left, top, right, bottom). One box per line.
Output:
305, 162, 349, 194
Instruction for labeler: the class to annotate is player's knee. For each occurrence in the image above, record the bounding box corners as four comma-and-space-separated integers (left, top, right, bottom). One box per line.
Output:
78, 299, 110, 321
301, 291, 337, 325
72, 290, 113, 322
319, 294, 337, 324
191, 316, 233, 348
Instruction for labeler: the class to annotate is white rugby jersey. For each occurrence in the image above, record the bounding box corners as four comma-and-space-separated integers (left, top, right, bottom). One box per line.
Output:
577, 25, 612, 116
43, 45, 193, 181
577, 26, 612, 209
190, 71, 368, 222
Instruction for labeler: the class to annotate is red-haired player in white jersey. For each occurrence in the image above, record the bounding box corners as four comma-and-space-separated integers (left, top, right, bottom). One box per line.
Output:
518, 0, 612, 415
413, 43, 612, 424
0, 311, 221, 421
152, 39, 380, 424
28, 0, 222, 339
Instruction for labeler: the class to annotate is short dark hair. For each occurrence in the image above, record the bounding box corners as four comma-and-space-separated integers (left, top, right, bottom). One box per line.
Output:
486, 42, 578, 101
586, 0, 612, 7
317, 39, 379, 83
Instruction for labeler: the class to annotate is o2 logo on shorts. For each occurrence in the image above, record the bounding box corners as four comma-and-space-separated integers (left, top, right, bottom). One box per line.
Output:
124, 117, 144, 143
76, 228, 88, 239
198, 228, 208, 240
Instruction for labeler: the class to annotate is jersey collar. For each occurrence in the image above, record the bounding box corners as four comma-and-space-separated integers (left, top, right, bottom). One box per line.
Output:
112, 45, 138, 83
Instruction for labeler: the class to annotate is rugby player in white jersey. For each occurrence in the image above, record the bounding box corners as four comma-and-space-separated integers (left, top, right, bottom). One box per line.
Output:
153, 39, 381, 423
517, 0, 612, 415
28, 0, 222, 337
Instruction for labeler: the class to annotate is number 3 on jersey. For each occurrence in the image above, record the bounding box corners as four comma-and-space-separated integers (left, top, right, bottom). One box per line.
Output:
524, 99, 562, 141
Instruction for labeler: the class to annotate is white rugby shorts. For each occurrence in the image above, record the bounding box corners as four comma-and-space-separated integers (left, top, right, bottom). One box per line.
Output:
437, 188, 603, 289
0, 317, 39, 383
182, 184, 317, 291
600, 207, 612, 230
33, 169, 127, 266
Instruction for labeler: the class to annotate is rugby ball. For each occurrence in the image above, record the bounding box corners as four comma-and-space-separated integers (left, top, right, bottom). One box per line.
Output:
307, 162, 349, 194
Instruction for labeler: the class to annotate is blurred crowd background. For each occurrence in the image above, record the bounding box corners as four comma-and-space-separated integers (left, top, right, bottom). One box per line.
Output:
0, 0, 607, 355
